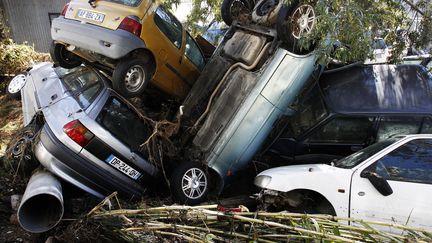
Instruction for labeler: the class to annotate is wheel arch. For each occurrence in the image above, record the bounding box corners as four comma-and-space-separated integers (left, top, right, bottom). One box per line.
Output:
284, 188, 337, 215
129, 48, 157, 77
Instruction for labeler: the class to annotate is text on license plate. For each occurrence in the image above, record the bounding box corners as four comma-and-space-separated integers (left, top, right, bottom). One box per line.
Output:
105, 154, 141, 180
77, 10, 105, 22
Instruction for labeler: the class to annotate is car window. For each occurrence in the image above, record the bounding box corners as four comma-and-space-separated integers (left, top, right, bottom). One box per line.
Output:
103, 0, 142, 7
154, 6, 183, 49
333, 138, 398, 169
96, 97, 151, 150
421, 117, 432, 133
60, 67, 102, 109
185, 33, 205, 70
373, 139, 432, 184
288, 85, 328, 137
376, 117, 422, 142
307, 117, 374, 143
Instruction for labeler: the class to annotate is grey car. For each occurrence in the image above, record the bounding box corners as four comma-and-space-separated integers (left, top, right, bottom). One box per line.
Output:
19, 62, 159, 198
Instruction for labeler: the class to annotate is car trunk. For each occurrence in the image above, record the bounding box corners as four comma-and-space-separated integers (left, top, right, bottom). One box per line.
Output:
65, 0, 150, 30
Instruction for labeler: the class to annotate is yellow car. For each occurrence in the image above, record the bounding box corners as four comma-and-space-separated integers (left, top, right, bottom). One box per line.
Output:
51, 0, 205, 98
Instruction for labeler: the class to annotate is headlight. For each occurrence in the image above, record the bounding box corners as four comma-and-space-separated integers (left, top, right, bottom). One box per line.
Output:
254, 175, 272, 188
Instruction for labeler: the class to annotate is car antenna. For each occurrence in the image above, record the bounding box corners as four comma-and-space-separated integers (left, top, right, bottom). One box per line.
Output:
88, 0, 97, 8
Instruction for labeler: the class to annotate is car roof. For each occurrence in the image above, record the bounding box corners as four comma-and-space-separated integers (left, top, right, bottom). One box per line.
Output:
319, 64, 432, 114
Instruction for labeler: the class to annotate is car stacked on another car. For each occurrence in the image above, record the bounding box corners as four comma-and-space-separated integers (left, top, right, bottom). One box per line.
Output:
51, 0, 206, 99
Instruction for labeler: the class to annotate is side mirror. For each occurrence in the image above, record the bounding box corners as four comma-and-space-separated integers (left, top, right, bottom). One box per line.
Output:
361, 171, 393, 196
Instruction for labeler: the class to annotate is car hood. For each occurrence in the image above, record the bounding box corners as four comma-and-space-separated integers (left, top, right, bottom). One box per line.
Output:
255, 164, 353, 192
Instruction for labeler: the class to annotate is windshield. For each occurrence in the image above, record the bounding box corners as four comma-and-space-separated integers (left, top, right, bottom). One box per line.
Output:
333, 137, 400, 169
56, 66, 103, 109
103, 0, 142, 7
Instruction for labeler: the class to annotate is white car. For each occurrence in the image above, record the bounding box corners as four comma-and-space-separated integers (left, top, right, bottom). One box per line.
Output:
255, 134, 432, 231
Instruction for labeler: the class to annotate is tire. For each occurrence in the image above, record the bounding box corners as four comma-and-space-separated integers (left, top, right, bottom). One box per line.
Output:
50, 42, 82, 69
170, 161, 209, 205
251, 0, 282, 25
6, 73, 27, 100
276, 1, 317, 54
5, 125, 40, 177
112, 58, 151, 98
221, 0, 255, 26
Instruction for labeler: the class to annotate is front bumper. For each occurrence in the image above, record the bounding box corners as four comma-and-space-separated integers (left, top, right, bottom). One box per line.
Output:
35, 125, 145, 198
51, 16, 145, 59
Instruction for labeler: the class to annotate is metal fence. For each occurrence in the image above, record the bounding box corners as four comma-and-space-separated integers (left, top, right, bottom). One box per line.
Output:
0, 0, 68, 52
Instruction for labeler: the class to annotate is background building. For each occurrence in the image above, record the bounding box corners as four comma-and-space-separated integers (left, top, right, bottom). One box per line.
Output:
0, 0, 68, 52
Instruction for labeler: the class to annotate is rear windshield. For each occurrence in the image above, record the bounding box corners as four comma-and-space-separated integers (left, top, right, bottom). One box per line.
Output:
56, 66, 103, 109
103, 0, 142, 7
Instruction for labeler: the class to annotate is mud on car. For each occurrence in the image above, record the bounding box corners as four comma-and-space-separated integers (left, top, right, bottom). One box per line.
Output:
51, 0, 205, 99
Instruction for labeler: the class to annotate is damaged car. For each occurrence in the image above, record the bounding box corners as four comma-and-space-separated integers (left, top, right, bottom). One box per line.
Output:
255, 134, 432, 231
11, 63, 161, 232
51, 0, 205, 98
265, 64, 432, 164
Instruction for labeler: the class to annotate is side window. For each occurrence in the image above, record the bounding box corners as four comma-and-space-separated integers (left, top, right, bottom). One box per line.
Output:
307, 117, 374, 143
373, 139, 432, 184
96, 97, 151, 149
376, 117, 422, 142
185, 34, 205, 70
154, 6, 183, 49
421, 117, 432, 133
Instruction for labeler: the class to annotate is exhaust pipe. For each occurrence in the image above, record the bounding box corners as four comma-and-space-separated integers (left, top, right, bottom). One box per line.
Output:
17, 170, 64, 233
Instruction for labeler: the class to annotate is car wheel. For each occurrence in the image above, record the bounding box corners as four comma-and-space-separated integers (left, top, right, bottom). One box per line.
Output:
170, 161, 209, 205
251, 0, 282, 25
6, 73, 27, 100
50, 42, 82, 69
6, 125, 40, 177
112, 58, 151, 98
221, 0, 255, 26
276, 1, 317, 54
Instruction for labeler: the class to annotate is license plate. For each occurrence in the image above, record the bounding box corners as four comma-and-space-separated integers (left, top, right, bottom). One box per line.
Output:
105, 154, 141, 180
77, 9, 105, 22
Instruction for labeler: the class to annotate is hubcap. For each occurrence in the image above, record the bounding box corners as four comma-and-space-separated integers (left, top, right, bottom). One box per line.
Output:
124, 65, 145, 93
181, 168, 207, 199
291, 4, 316, 39
8, 74, 27, 94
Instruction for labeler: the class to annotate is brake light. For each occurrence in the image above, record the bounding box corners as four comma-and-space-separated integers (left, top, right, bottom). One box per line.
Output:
61, 3, 70, 16
118, 16, 142, 37
63, 120, 94, 147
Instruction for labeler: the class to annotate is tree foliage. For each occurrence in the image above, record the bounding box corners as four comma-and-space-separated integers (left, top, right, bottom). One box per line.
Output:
163, 0, 431, 64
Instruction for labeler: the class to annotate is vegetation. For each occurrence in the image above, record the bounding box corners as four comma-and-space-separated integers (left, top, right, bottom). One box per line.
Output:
164, 0, 431, 64
0, 8, 48, 76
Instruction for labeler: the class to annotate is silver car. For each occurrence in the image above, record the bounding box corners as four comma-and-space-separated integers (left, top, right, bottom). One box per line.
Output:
19, 63, 159, 198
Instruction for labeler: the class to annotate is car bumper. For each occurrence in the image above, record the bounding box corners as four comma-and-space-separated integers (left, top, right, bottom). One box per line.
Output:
51, 16, 145, 60
35, 124, 146, 198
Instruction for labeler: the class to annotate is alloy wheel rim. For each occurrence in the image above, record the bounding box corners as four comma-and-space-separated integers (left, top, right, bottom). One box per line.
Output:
8, 74, 27, 94
124, 65, 145, 93
291, 4, 316, 39
181, 168, 207, 199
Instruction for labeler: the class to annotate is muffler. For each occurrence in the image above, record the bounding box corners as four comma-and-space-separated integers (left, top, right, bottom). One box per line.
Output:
17, 170, 64, 233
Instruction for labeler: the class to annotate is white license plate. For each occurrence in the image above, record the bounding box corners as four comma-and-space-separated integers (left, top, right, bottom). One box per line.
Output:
106, 154, 141, 180
77, 9, 105, 22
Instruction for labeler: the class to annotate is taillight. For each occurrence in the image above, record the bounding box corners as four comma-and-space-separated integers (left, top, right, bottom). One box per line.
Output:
118, 16, 142, 37
63, 120, 94, 147
61, 3, 70, 16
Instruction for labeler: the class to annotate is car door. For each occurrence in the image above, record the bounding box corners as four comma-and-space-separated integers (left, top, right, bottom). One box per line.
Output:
82, 94, 157, 181
179, 33, 205, 87
350, 138, 432, 230
302, 116, 377, 160
144, 6, 186, 97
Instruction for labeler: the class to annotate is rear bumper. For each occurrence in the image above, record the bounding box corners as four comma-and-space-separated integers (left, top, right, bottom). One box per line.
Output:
35, 124, 145, 198
51, 16, 145, 59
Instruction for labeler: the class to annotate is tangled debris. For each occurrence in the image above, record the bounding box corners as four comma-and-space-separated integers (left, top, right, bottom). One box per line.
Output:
83, 193, 432, 243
